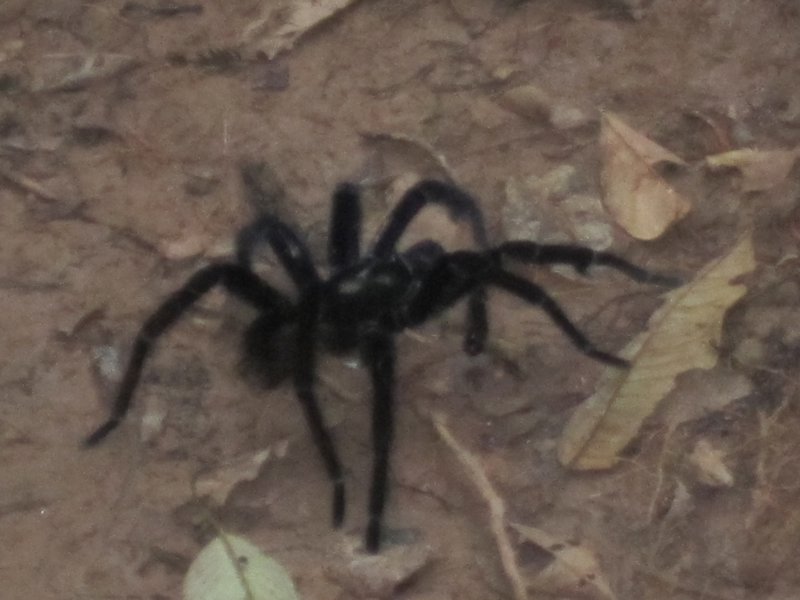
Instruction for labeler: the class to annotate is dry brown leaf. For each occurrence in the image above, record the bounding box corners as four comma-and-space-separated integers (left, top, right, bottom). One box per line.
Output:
600, 111, 690, 240
242, 0, 361, 59
558, 233, 755, 470
510, 523, 616, 600
705, 148, 800, 192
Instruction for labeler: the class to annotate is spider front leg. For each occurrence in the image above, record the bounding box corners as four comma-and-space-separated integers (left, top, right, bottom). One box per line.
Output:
488, 269, 629, 367
495, 241, 683, 287
373, 180, 490, 355
360, 330, 396, 553
403, 251, 634, 368
84, 263, 293, 446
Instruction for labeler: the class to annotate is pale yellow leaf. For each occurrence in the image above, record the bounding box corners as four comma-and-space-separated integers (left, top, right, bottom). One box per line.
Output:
184, 533, 298, 600
509, 522, 616, 600
242, 0, 361, 59
557, 234, 755, 470
705, 148, 800, 192
600, 112, 690, 240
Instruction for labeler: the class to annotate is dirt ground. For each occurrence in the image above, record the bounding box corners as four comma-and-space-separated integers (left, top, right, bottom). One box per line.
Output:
2, 1, 800, 599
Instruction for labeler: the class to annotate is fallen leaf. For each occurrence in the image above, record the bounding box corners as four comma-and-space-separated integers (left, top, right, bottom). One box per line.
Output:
242, 0, 361, 59
600, 112, 690, 240
510, 523, 616, 600
184, 533, 298, 600
705, 148, 800, 192
558, 233, 755, 470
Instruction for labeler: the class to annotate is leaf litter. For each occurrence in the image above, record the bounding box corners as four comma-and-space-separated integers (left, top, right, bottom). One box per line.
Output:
558, 233, 756, 470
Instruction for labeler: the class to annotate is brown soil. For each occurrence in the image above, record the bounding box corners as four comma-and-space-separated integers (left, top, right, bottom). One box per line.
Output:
2, 1, 800, 598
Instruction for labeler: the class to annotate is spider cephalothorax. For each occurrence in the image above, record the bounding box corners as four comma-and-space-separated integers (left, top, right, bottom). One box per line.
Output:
85, 179, 679, 552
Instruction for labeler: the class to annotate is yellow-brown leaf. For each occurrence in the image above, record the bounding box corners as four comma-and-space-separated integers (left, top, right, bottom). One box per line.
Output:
557, 234, 755, 470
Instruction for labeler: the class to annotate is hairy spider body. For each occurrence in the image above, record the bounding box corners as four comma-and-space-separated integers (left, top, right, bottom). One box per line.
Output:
85, 179, 679, 553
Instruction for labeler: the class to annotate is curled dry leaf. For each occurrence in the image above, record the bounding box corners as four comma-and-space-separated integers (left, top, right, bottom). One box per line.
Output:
600, 112, 690, 240
242, 0, 360, 59
558, 234, 756, 470
705, 148, 800, 192
509, 523, 616, 600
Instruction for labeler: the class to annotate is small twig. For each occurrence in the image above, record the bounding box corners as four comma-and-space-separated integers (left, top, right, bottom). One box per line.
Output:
431, 412, 528, 600
0, 163, 62, 203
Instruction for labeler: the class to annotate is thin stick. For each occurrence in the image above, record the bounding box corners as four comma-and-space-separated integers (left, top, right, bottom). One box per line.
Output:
431, 412, 528, 600
0, 164, 62, 203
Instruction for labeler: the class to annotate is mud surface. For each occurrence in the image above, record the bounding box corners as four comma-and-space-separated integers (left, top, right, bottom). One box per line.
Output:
2, 1, 800, 598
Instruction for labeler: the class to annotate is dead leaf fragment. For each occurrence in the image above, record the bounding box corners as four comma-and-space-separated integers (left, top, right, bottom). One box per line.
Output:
600, 112, 690, 240
510, 523, 616, 600
326, 535, 434, 598
558, 233, 755, 470
242, 0, 361, 59
159, 233, 209, 261
688, 439, 734, 487
498, 84, 591, 129
705, 148, 800, 192
194, 447, 279, 506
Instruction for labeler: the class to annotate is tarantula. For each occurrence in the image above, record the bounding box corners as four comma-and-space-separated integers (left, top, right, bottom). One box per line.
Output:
84, 179, 679, 552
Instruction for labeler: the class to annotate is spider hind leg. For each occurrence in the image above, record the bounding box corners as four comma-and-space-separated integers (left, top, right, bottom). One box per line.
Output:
84, 263, 292, 446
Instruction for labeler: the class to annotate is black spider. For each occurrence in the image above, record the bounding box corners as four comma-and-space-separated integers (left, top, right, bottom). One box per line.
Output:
84, 179, 679, 552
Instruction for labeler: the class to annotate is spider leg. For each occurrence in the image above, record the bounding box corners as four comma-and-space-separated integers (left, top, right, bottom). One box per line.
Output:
293, 291, 346, 529
84, 263, 293, 446
494, 241, 682, 287
373, 180, 490, 355
488, 269, 629, 367
360, 330, 396, 553
402, 251, 628, 367
328, 183, 362, 269
237, 214, 320, 289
